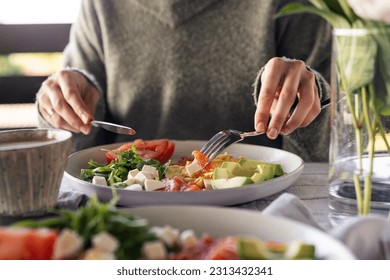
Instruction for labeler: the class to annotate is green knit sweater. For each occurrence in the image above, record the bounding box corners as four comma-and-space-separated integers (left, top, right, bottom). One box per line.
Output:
38, 0, 333, 161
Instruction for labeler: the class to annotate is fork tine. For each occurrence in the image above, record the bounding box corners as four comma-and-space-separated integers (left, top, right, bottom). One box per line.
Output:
204, 137, 232, 162
200, 131, 228, 154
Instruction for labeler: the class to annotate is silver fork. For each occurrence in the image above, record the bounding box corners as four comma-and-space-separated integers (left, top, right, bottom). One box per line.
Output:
200, 98, 331, 164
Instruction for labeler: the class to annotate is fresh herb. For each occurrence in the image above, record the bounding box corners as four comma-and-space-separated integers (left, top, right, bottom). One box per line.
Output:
80, 145, 170, 187
13, 194, 156, 260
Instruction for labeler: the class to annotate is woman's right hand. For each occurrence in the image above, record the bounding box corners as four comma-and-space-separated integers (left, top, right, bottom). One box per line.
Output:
36, 70, 100, 135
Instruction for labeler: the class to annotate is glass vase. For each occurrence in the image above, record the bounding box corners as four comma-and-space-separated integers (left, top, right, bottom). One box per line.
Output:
329, 27, 390, 225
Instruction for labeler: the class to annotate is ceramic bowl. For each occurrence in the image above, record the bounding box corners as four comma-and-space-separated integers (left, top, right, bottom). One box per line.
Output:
0, 128, 72, 216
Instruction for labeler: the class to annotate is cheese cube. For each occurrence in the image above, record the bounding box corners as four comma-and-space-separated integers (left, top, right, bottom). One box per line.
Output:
179, 229, 198, 249
127, 169, 140, 179
82, 248, 116, 260
125, 183, 143, 191
144, 179, 164, 191
134, 171, 148, 185
203, 179, 213, 190
142, 165, 159, 179
186, 160, 202, 177
142, 241, 167, 260
92, 176, 107, 186
92, 232, 119, 253
52, 229, 83, 260
157, 225, 179, 246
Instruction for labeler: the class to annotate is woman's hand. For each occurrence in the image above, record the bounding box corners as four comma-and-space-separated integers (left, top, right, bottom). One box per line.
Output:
36, 70, 100, 134
254, 57, 321, 139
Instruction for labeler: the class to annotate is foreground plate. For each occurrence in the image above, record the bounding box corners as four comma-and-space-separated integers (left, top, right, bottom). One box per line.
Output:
128, 205, 355, 260
64, 140, 304, 206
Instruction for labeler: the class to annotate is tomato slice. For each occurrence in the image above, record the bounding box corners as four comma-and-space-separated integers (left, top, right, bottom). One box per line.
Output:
0, 228, 58, 260
105, 139, 175, 164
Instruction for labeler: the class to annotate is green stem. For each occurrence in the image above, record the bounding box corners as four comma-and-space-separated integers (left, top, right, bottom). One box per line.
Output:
353, 174, 363, 214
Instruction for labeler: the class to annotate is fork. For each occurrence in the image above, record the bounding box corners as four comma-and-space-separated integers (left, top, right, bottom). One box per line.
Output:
200, 98, 331, 164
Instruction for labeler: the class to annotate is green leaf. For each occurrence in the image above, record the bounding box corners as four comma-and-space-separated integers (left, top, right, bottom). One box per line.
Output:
275, 3, 350, 28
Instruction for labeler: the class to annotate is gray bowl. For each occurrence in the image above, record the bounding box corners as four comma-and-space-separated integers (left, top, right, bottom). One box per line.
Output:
0, 128, 72, 216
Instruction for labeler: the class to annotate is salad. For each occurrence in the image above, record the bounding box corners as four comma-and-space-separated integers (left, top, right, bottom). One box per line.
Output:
0, 196, 315, 260
80, 139, 285, 192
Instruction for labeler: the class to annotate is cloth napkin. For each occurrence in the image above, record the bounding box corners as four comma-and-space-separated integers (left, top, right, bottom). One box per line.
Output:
263, 193, 390, 260
56, 190, 390, 260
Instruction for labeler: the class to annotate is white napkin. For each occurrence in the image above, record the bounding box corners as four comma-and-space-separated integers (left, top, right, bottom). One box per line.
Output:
263, 193, 390, 260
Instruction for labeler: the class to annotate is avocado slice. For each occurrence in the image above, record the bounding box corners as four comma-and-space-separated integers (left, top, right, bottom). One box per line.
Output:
250, 172, 267, 184
212, 167, 230, 180
238, 237, 315, 260
221, 161, 254, 177
239, 159, 285, 177
257, 164, 276, 180
210, 176, 252, 189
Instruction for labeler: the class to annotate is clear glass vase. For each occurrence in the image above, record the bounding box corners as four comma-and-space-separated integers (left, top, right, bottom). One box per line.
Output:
329, 27, 390, 225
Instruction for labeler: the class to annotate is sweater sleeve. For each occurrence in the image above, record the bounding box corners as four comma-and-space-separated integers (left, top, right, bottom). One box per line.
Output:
54, 0, 108, 153
253, 7, 333, 162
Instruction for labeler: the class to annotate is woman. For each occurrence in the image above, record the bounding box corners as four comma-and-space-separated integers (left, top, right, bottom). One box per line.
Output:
36, 0, 332, 161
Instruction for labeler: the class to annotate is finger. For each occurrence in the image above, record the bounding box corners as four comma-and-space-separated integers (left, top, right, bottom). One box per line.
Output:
57, 71, 94, 125
255, 59, 284, 132
282, 72, 319, 133
267, 74, 300, 139
47, 81, 89, 134
44, 110, 80, 133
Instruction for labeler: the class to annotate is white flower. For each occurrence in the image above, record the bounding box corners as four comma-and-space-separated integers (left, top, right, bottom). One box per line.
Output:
347, 0, 390, 23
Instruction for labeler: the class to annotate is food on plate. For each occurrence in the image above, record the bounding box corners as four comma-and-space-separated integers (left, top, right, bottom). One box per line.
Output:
1, 197, 315, 260
80, 139, 285, 191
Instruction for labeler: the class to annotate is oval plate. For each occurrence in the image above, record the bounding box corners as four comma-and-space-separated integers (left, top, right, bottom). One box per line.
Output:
63, 140, 304, 206
127, 205, 355, 260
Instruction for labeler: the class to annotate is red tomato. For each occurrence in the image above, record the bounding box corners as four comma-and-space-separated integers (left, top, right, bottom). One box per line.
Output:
105, 139, 175, 164
0, 228, 58, 260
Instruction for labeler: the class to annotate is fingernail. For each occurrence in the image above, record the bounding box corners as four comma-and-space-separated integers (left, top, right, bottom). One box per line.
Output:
81, 126, 90, 135
256, 122, 266, 132
267, 128, 278, 139
281, 127, 290, 135
81, 113, 89, 124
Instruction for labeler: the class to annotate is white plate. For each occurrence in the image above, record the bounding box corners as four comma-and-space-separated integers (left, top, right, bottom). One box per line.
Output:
127, 205, 355, 260
64, 140, 304, 206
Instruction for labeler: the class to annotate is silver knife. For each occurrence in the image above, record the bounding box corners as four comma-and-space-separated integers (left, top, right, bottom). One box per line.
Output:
91, 120, 136, 135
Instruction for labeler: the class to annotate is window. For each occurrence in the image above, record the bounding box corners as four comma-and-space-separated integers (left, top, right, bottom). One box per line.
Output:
0, 0, 81, 128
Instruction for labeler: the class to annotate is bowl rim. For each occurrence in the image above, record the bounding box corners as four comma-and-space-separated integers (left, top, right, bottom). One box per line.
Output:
0, 128, 72, 151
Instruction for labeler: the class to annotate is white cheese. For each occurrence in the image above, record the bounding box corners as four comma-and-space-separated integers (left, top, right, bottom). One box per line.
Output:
142, 165, 159, 179
52, 229, 83, 260
179, 229, 198, 249
127, 169, 140, 179
185, 160, 202, 177
92, 176, 107, 186
142, 240, 167, 260
134, 171, 148, 185
92, 232, 119, 253
157, 225, 180, 246
125, 183, 143, 191
144, 179, 164, 191
123, 177, 136, 185
203, 179, 213, 190
82, 248, 116, 260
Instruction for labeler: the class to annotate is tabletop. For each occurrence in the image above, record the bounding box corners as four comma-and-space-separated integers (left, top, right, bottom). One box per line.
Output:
237, 162, 332, 230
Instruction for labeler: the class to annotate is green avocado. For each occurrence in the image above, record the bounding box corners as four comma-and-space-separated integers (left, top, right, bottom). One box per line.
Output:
238, 159, 284, 177
221, 161, 255, 177
257, 164, 276, 180
210, 176, 253, 189
250, 172, 267, 184
212, 167, 230, 180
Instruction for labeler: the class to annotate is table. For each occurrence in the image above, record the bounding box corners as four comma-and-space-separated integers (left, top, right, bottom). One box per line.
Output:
237, 162, 332, 230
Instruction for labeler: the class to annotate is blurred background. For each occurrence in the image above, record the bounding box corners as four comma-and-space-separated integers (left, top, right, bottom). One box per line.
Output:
0, 0, 81, 129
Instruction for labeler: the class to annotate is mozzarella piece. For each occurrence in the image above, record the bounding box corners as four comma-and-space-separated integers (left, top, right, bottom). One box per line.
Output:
134, 171, 148, 185
179, 229, 198, 249
127, 169, 140, 179
142, 240, 167, 260
52, 229, 83, 260
82, 248, 116, 260
203, 179, 213, 190
142, 165, 159, 179
92, 176, 107, 186
125, 183, 143, 191
123, 177, 136, 185
144, 179, 164, 191
186, 160, 202, 177
92, 232, 119, 253
157, 225, 179, 246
